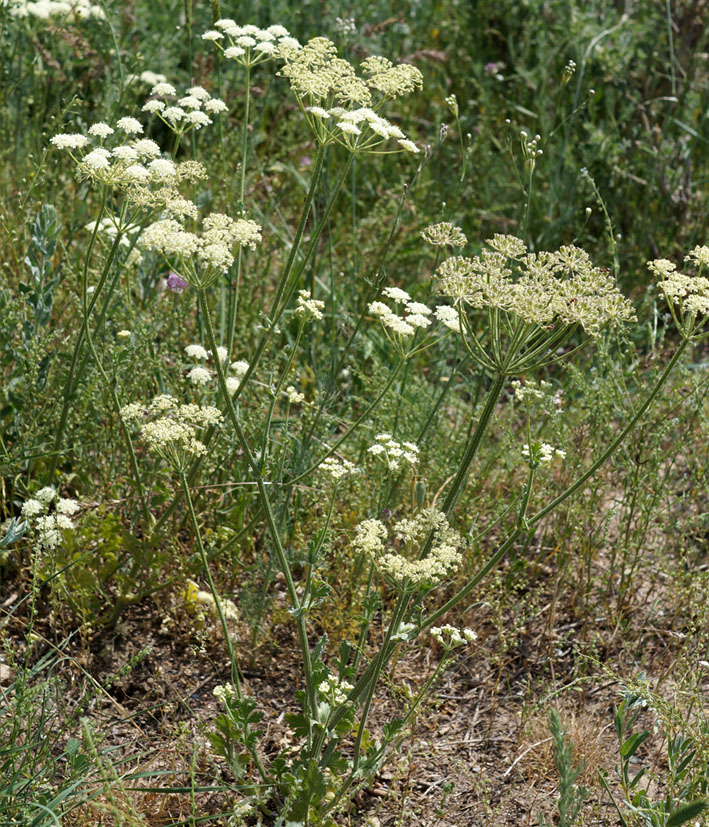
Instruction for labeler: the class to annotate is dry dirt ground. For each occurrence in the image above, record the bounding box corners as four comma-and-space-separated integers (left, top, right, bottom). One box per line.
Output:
3, 568, 667, 827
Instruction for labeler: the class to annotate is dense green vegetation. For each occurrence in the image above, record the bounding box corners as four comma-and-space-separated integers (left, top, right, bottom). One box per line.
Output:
1, 1, 709, 824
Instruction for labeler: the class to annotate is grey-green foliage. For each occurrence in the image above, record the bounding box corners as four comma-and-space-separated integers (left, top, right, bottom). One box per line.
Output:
602, 688, 709, 827
539, 707, 587, 827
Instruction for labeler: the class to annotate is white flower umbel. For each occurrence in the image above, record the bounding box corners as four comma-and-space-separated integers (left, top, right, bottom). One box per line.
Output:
122, 395, 223, 471
430, 625, 477, 649
141, 213, 262, 288
320, 456, 358, 480
420, 222, 467, 248
295, 289, 325, 321
521, 441, 566, 468
650, 248, 709, 339
353, 508, 463, 591
367, 433, 419, 472
21, 491, 80, 552
436, 234, 636, 373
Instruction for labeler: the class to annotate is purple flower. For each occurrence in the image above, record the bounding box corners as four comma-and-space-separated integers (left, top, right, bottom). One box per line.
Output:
484, 62, 499, 75
166, 272, 188, 293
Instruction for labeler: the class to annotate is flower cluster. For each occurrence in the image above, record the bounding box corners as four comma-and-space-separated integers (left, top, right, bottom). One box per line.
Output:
649, 247, 709, 333
50, 119, 210, 222
368, 287, 461, 352
522, 441, 566, 467
352, 509, 463, 589
420, 222, 467, 248
317, 672, 354, 706
277, 37, 422, 153
182, 345, 250, 393
436, 234, 636, 337
21, 487, 79, 552
320, 456, 358, 480
203, 21, 298, 67
121, 395, 222, 471
295, 289, 325, 321
182, 579, 239, 624
430, 625, 477, 649
4, 0, 105, 20
367, 433, 419, 471
141, 213, 262, 288
142, 82, 227, 135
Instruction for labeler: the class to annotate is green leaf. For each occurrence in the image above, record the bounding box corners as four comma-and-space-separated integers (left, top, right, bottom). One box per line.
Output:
667, 799, 709, 826
620, 730, 650, 759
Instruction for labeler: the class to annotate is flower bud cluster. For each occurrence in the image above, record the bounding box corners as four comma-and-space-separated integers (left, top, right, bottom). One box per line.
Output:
367, 433, 419, 471
352, 508, 463, 589
276, 37, 422, 154
317, 672, 354, 706
320, 456, 358, 480
368, 287, 462, 351
21, 487, 80, 552
50, 118, 211, 221
295, 289, 325, 321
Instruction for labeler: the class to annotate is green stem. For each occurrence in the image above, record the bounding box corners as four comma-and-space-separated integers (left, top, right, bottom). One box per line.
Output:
441, 372, 507, 515
198, 289, 318, 726
83, 325, 152, 527
180, 471, 241, 694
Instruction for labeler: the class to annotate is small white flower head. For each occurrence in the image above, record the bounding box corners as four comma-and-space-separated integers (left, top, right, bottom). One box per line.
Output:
320, 456, 358, 480
382, 286, 411, 303
142, 99, 165, 114
116, 116, 143, 134
83, 147, 111, 170
184, 110, 212, 128
405, 300, 431, 316
188, 366, 212, 385
230, 360, 250, 379
124, 164, 151, 182
421, 222, 467, 248
187, 86, 211, 101
21, 499, 44, 518
132, 138, 161, 159
50, 133, 89, 150
210, 346, 229, 364
88, 122, 114, 138
202, 30, 224, 41
204, 98, 228, 113
285, 385, 305, 404
185, 344, 209, 360
178, 95, 202, 110
163, 106, 186, 123
36, 486, 57, 505
111, 144, 139, 162
367, 434, 419, 471
117, 329, 132, 339
224, 46, 246, 59
431, 624, 477, 649
151, 81, 176, 96
522, 441, 566, 467
148, 158, 177, 180
398, 138, 420, 153
307, 106, 330, 119
295, 289, 325, 321
56, 498, 80, 516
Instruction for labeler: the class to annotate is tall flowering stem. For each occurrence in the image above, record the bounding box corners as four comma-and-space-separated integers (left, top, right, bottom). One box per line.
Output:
197, 288, 319, 731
